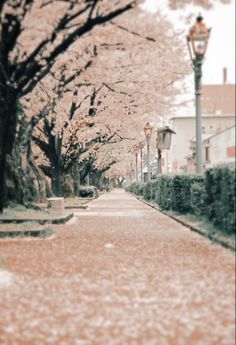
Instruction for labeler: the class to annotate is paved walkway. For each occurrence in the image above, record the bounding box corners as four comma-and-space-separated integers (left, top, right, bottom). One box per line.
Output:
0, 190, 235, 345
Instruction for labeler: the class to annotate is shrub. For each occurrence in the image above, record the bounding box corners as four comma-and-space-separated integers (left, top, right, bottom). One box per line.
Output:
205, 166, 235, 234
190, 178, 206, 216
136, 182, 144, 195
143, 181, 152, 200
127, 182, 144, 195
127, 166, 235, 234
129, 180, 158, 201
128, 182, 143, 195
170, 175, 190, 212
79, 186, 98, 198
155, 175, 172, 210
150, 180, 158, 201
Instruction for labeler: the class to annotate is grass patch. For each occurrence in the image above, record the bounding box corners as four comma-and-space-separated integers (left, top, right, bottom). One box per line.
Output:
165, 210, 235, 250
168, 211, 235, 238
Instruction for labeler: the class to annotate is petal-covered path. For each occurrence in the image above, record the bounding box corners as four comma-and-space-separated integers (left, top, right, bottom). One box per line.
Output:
0, 190, 235, 345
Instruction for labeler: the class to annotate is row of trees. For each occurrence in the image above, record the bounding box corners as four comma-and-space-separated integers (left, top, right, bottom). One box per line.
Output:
0, 0, 230, 211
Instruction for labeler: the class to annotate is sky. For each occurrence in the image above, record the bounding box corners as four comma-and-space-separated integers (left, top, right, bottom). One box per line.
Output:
142, 0, 235, 85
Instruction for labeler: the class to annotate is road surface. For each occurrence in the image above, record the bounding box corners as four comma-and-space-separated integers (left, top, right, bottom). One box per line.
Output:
0, 189, 235, 345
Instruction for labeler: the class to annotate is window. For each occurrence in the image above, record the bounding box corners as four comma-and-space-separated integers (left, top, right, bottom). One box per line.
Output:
205, 146, 210, 162
227, 147, 235, 158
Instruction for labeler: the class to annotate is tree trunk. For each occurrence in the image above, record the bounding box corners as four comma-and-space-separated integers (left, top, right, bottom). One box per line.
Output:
71, 163, 80, 196
51, 165, 63, 196
90, 171, 103, 188
5, 150, 48, 206
0, 86, 18, 211
51, 136, 63, 196
3, 111, 49, 207
117, 176, 124, 188
79, 159, 93, 185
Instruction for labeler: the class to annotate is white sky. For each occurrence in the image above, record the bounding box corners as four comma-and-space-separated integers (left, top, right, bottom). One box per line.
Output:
142, 0, 235, 85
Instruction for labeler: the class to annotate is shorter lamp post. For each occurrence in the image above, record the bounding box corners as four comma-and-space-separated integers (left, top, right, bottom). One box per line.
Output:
129, 161, 134, 184
133, 144, 139, 181
138, 142, 144, 181
144, 122, 153, 182
156, 126, 176, 175
187, 14, 211, 174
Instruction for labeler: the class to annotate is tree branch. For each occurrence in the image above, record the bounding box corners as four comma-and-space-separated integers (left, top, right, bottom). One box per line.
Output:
17, 1, 136, 94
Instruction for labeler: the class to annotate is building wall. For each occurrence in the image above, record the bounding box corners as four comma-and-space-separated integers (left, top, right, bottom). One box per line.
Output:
204, 126, 235, 168
167, 115, 235, 173
202, 84, 235, 115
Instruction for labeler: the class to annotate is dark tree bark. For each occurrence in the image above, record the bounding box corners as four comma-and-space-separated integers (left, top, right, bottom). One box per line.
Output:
89, 160, 117, 188
33, 126, 63, 196
0, 87, 18, 209
110, 175, 125, 188
0, 0, 135, 211
4, 114, 49, 206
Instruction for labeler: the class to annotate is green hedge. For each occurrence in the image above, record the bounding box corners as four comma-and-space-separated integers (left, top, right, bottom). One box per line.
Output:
154, 175, 204, 213
155, 176, 172, 210
171, 175, 191, 212
150, 180, 159, 201
127, 182, 144, 195
143, 181, 152, 200
128, 166, 235, 234
190, 179, 206, 216
142, 180, 158, 201
204, 166, 235, 234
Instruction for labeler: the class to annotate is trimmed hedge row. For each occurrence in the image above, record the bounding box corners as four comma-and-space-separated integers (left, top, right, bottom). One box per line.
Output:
127, 181, 144, 196
204, 167, 235, 233
127, 166, 235, 234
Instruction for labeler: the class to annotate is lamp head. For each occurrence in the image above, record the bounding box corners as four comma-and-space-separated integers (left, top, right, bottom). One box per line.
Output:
133, 144, 139, 154
187, 14, 211, 60
196, 13, 203, 22
144, 122, 153, 140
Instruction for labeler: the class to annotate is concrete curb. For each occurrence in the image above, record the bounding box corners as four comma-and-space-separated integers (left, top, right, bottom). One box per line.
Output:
65, 205, 88, 210
0, 213, 74, 225
49, 213, 74, 224
134, 195, 235, 252
0, 212, 74, 238
0, 227, 53, 239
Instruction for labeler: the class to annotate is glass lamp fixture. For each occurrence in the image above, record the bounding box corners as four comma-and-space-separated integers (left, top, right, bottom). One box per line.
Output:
187, 14, 211, 61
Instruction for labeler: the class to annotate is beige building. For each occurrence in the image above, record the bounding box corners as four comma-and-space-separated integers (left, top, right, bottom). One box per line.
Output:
202, 69, 235, 115
202, 84, 235, 115
164, 73, 235, 174
166, 114, 235, 173
203, 125, 235, 169
186, 126, 235, 173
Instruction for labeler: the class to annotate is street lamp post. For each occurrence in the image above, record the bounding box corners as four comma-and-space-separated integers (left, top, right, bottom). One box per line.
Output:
133, 144, 139, 182
157, 147, 162, 175
129, 161, 134, 183
138, 142, 144, 181
187, 14, 211, 174
144, 122, 153, 182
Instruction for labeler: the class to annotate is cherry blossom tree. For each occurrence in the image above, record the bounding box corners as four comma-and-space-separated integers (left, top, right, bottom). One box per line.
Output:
30, 0, 229, 193
0, 0, 136, 210
27, 9, 187, 195
167, 0, 231, 9
0, 0, 230, 209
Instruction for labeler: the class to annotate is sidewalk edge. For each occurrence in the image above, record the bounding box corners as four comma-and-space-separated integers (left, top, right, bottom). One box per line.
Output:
134, 195, 235, 252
